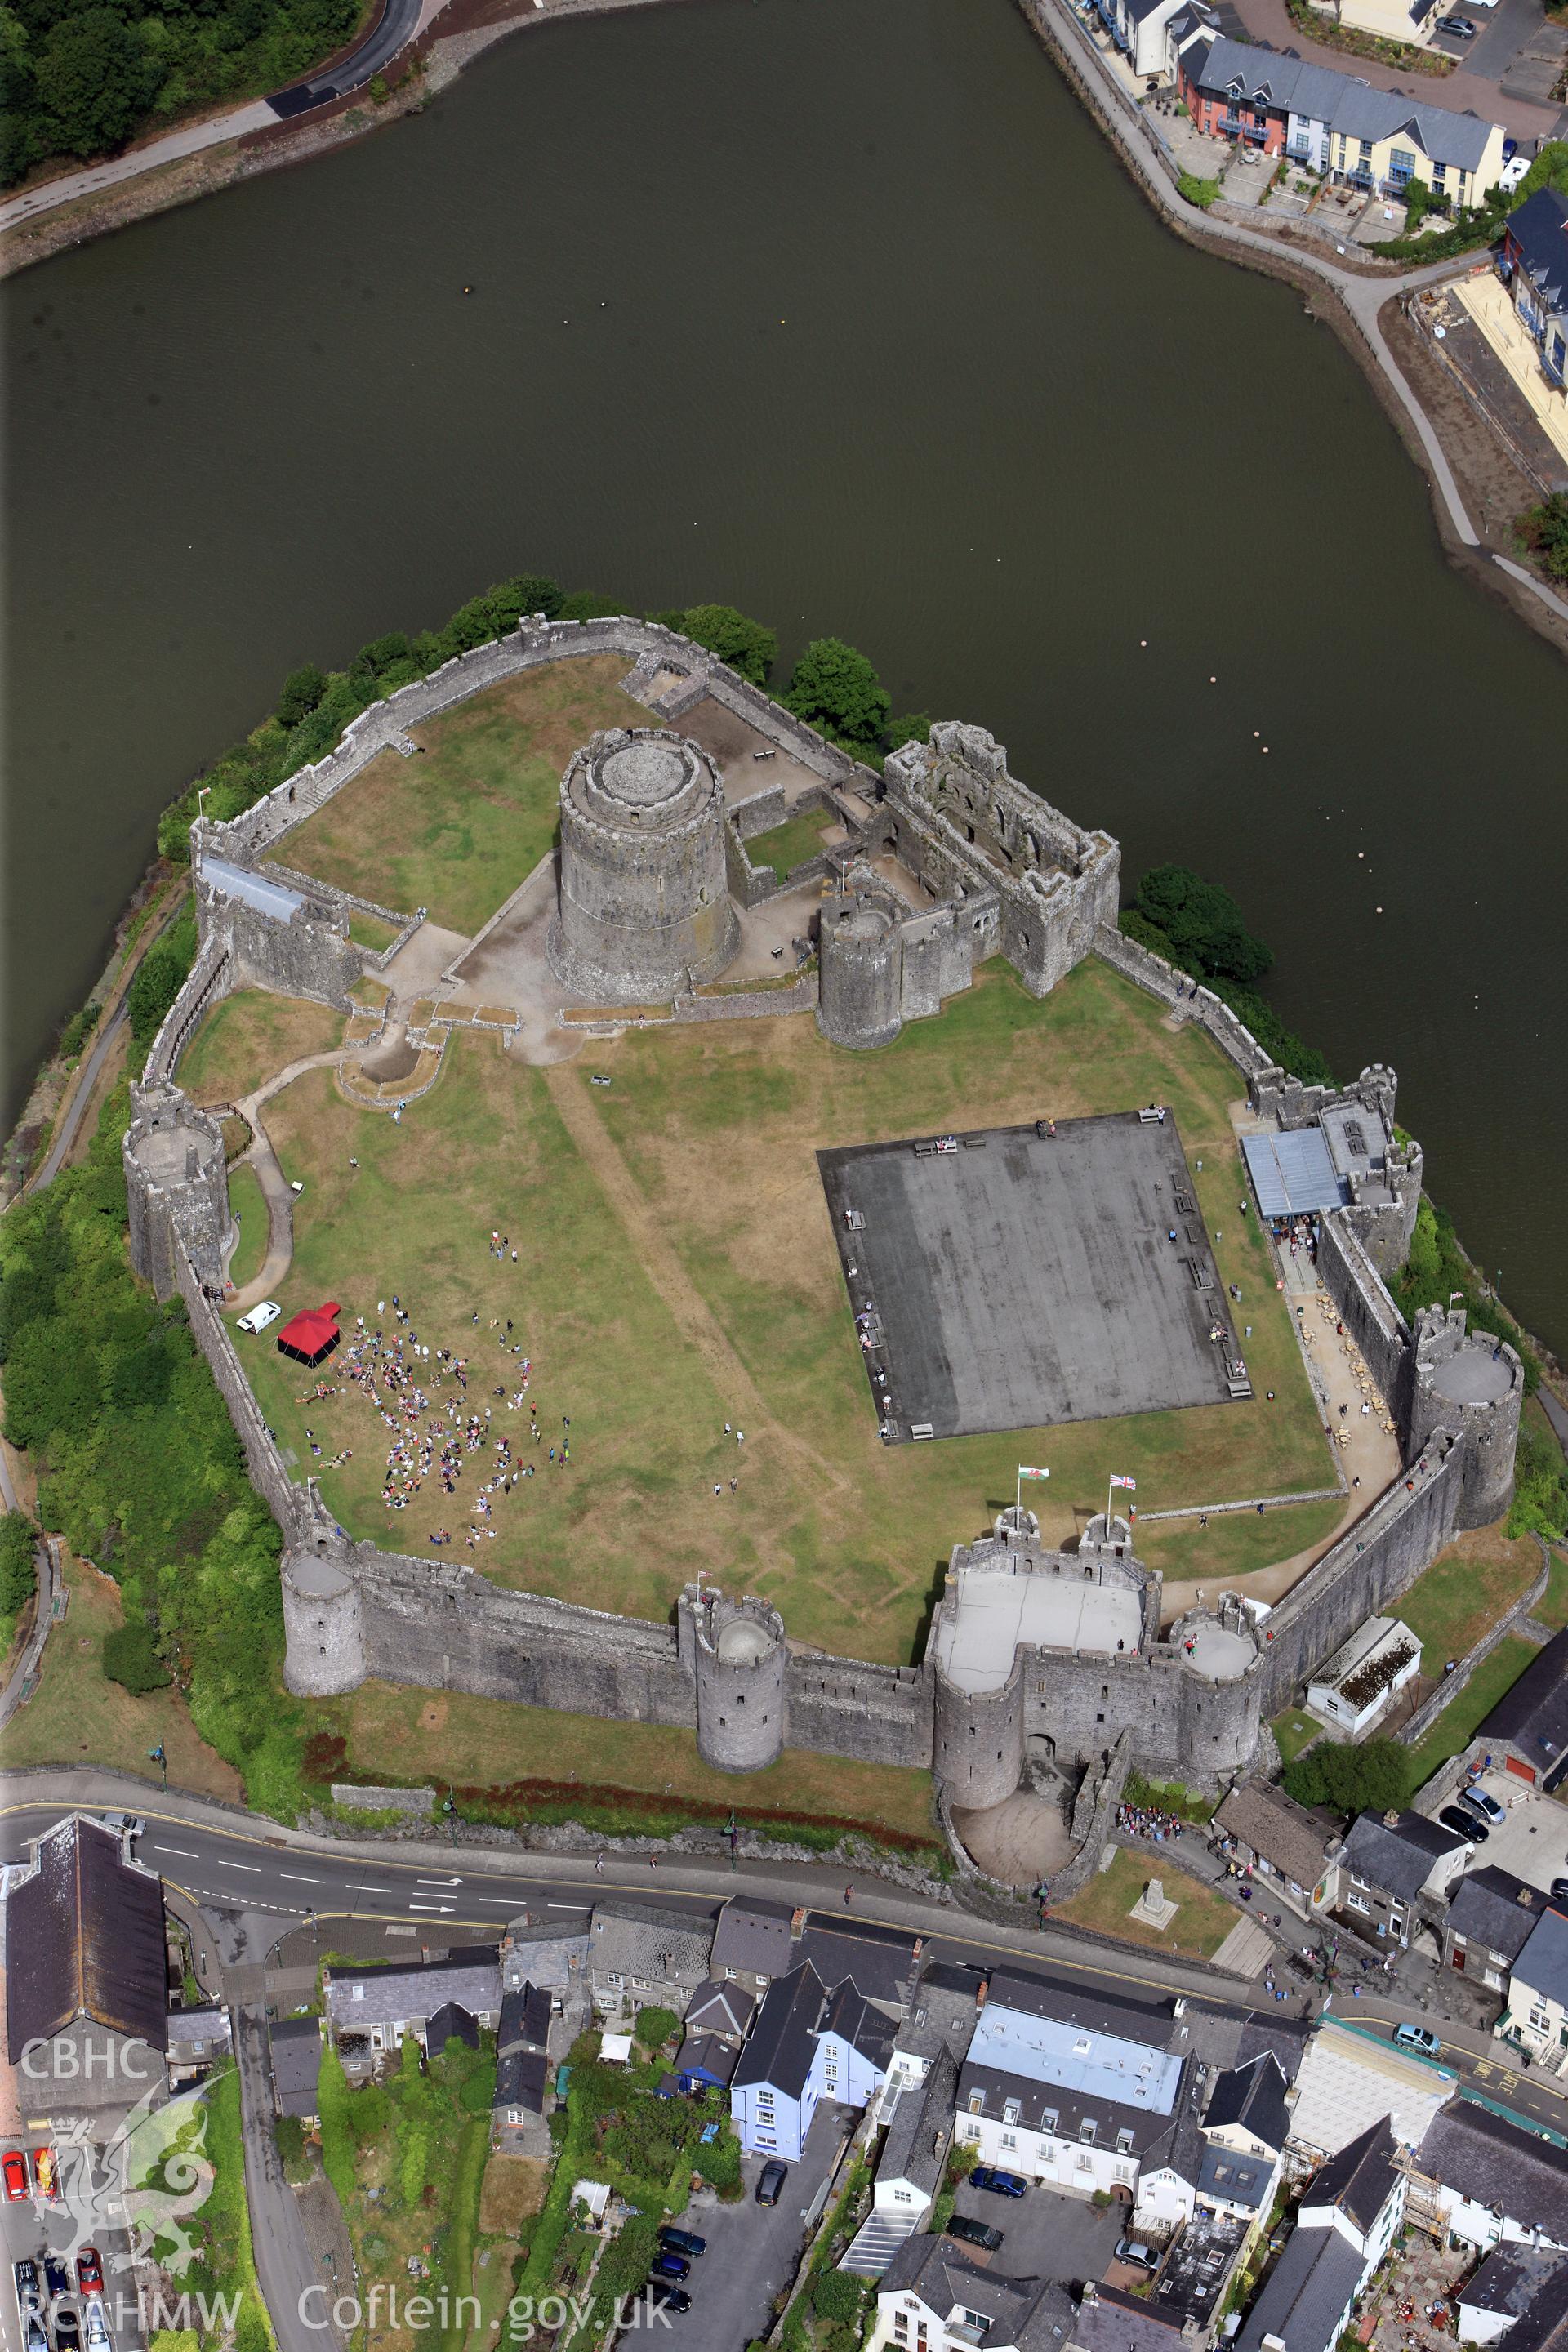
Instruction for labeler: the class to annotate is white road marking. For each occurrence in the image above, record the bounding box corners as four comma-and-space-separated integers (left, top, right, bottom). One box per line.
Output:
408, 1902, 455, 1914
154, 1846, 200, 1858
278, 1873, 326, 1885
350, 1885, 394, 1895
474, 1896, 520, 1905
415, 1876, 464, 1886
217, 1859, 261, 1872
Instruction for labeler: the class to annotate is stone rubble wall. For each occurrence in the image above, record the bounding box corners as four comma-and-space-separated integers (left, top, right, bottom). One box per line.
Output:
1090, 922, 1275, 1082
144, 936, 232, 1086
171, 1238, 304, 1530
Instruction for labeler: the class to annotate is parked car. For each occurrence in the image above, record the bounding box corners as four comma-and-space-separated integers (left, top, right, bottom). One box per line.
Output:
32, 2148, 58, 2199
14, 2261, 40, 2308
1393, 2023, 1441, 2056
1438, 1806, 1486, 1842
1551, 1877, 1568, 1903
42, 2261, 71, 2304
23, 2311, 47, 2352
83, 2305, 111, 2352
235, 1301, 280, 1334
100, 1815, 142, 1846
2, 2149, 28, 2200
945, 2216, 1004, 2252
643, 2282, 691, 2315
1462, 1785, 1505, 1824
54, 2308, 82, 2352
1435, 14, 1477, 34
969, 2167, 1027, 2198
75, 2252, 103, 2299
1116, 2238, 1159, 2270
650, 2255, 690, 2283
657, 2229, 706, 2259
755, 2161, 789, 2206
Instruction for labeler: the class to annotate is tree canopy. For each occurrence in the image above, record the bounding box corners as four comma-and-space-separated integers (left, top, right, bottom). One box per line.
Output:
1131, 864, 1273, 984
1282, 1736, 1410, 1817
784, 637, 890, 755
662, 603, 778, 687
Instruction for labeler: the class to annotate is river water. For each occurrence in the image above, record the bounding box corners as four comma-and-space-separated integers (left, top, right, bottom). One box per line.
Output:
5, 0, 1567, 1348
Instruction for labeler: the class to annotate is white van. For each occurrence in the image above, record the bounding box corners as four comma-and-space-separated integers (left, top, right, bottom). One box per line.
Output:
235, 1301, 281, 1334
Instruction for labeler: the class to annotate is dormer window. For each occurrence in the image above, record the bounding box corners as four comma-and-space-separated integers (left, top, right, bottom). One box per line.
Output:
1003, 2100, 1021, 2124
1080, 2120, 1097, 2145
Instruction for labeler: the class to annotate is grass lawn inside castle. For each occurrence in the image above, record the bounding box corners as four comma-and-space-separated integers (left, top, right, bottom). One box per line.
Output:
234, 955, 1335, 1680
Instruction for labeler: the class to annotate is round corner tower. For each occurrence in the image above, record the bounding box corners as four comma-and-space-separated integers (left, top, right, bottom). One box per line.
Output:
122, 1081, 232, 1303
686, 1589, 787, 1772
817, 862, 903, 1050
281, 1542, 367, 1696
546, 727, 739, 1000
933, 1650, 1024, 1813
1409, 1305, 1522, 1529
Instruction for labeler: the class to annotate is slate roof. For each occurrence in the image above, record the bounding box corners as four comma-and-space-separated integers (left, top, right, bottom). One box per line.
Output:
1416, 2100, 1568, 2244
685, 1978, 757, 2040
494, 1984, 550, 2115
675, 2029, 740, 2087
795, 1919, 918, 2010
587, 1902, 713, 1989
733, 1962, 826, 2099
1515, 1906, 1568, 2007
898, 1960, 984, 2061
500, 1918, 590, 1992
1205, 2052, 1290, 2154
1072, 2283, 1190, 2352
819, 1977, 896, 2069
166, 2005, 231, 2062
880, 2237, 1073, 2352
269, 2016, 324, 2117
1460, 2243, 1568, 2323
959, 2054, 1174, 2158
325, 1948, 501, 2035
1303, 2118, 1400, 2233
1186, 34, 1500, 172
5, 1815, 168, 2060
1216, 1778, 1331, 1891
1448, 1866, 1546, 1964
427, 2000, 480, 2051
1507, 188, 1568, 312
1481, 1628, 1568, 1780
879, 2045, 959, 2197
1197, 2144, 1274, 2212
1339, 1809, 1466, 1903
710, 1897, 795, 1980
1234, 2225, 1366, 2352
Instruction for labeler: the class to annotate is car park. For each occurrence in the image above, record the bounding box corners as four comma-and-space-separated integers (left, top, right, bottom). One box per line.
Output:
1116, 2238, 1158, 2269
644, 2282, 691, 2314
657, 2229, 706, 2259
1393, 2022, 1441, 2056
945, 2216, 1004, 2252
75, 2252, 103, 2298
1439, 1806, 1486, 1841
755, 2161, 789, 2206
970, 2166, 1027, 2198
650, 2254, 690, 2282
2, 2149, 28, 2200
1461, 1786, 1505, 1824
235, 1301, 280, 1334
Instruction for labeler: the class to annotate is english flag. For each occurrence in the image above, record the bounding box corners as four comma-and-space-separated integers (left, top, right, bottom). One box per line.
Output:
1110, 1472, 1137, 1491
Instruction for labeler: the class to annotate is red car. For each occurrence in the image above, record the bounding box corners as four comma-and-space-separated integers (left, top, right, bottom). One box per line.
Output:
78, 2249, 104, 2296
2, 2149, 27, 2200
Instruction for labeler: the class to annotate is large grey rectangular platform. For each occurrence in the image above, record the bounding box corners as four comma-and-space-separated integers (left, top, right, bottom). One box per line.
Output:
818, 1115, 1240, 1444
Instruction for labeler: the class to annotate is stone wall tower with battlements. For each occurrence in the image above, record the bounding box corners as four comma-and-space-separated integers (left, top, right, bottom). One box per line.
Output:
122, 1082, 233, 1303
547, 728, 740, 1001
679, 1586, 787, 1773
1408, 1305, 1522, 1530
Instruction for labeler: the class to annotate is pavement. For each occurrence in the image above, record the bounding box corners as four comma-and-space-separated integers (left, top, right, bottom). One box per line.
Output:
679, 2109, 849, 2352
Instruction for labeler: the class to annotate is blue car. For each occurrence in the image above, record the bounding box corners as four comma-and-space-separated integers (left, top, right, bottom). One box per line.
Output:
970, 2166, 1027, 2198
651, 2254, 690, 2282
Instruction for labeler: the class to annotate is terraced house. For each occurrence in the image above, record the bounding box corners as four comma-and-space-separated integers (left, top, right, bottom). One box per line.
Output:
1178, 38, 1507, 206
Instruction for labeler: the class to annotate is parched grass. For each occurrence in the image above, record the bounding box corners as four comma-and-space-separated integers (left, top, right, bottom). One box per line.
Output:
1137, 1495, 1345, 1588
245, 960, 1331, 1682
329, 1682, 938, 1846
269, 655, 644, 936
1396, 1530, 1539, 1663
227, 1162, 270, 1291
1053, 1846, 1240, 1961
1272, 1708, 1320, 1766
179, 987, 345, 1107
4, 1548, 243, 1799
746, 809, 833, 879
1403, 1634, 1538, 1796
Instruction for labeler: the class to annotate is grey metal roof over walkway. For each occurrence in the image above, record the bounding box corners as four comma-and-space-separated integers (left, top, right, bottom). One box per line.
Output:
203, 855, 303, 923
1242, 1129, 1346, 1218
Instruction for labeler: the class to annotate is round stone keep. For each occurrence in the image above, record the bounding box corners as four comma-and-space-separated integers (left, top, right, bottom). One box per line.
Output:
547, 727, 740, 1001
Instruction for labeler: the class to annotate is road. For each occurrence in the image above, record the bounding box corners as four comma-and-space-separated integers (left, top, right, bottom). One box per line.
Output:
32, 1006, 127, 1192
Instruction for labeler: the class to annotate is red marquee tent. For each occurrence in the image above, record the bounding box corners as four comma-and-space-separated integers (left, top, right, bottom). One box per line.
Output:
276, 1301, 341, 1368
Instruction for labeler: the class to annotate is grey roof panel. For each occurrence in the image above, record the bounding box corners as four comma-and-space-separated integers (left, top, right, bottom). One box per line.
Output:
1242, 1128, 1345, 1218
1235, 2226, 1367, 2352
1516, 1905, 1568, 2008
203, 856, 305, 923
